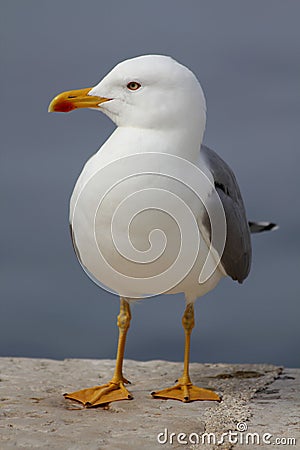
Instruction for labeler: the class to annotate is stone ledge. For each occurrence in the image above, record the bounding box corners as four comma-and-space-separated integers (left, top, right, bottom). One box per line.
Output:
0, 358, 299, 449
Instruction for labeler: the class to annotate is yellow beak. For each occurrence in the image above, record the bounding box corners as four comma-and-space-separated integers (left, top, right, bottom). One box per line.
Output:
48, 87, 111, 113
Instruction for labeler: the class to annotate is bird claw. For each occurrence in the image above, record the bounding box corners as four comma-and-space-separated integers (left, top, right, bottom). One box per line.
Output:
151, 382, 220, 403
64, 380, 133, 407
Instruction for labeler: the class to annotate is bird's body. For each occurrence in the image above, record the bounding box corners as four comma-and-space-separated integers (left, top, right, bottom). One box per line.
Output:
49, 55, 276, 407
69, 129, 226, 301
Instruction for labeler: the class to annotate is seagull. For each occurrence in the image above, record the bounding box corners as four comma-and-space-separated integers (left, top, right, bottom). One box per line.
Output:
49, 55, 277, 407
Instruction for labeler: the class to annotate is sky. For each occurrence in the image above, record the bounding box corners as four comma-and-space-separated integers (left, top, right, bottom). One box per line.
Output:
1, 1, 299, 368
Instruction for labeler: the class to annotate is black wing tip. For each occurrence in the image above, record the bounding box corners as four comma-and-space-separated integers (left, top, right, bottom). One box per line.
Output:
249, 221, 279, 233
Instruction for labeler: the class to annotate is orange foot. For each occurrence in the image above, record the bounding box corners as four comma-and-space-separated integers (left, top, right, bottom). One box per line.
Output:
151, 379, 221, 403
64, 378, 133, 407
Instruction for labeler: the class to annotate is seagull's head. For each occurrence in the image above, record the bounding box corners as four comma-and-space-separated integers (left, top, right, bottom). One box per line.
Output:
49, 55, 206, 130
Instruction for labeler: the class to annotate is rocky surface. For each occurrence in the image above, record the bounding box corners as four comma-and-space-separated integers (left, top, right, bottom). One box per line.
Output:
0, 358, 299, 449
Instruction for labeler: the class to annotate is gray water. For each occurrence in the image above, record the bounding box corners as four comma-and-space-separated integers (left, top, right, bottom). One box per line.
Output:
1, 1, 299, 367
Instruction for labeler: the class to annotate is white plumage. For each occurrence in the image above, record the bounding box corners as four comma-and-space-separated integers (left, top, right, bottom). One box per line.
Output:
69, 55, 227, 301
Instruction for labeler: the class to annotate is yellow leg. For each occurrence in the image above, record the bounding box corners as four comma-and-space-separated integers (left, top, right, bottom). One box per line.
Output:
64, 297, 133, 407
152, 303, 220, 403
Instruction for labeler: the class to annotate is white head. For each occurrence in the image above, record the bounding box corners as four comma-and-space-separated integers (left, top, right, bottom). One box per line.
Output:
49, 55, 206, 134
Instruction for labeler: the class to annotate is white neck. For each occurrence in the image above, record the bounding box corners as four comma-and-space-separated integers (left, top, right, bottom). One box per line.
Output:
98, 120, 205, 165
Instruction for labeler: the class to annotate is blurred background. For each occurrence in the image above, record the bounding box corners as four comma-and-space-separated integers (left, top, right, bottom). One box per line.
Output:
1, 1, 299, 367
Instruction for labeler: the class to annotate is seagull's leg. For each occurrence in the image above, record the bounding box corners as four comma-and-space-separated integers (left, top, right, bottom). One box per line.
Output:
64, 297, 133, 407
151, 303, 220, 403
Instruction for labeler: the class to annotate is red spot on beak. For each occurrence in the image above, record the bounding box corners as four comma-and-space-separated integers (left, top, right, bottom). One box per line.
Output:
52, 100, 76, 113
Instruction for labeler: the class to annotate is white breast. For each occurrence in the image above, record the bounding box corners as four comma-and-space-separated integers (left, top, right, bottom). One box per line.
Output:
70, 128, 225, 300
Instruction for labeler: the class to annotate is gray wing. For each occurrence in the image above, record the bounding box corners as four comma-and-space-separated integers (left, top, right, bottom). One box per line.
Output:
200, 145, 251, 283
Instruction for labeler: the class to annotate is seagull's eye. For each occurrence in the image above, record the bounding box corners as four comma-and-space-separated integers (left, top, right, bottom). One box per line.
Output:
127, 81, 141, 91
